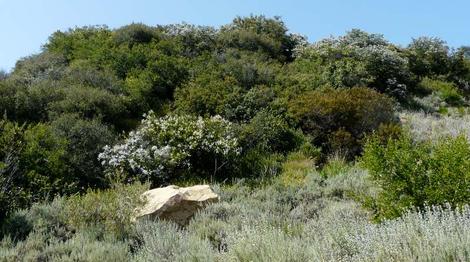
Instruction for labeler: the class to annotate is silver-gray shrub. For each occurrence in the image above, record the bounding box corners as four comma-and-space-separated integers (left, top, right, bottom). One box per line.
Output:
400, 111, 470, 142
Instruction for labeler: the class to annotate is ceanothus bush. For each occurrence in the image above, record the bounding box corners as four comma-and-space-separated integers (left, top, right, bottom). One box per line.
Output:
295, 29, 413, 99
98, 112, 240, 185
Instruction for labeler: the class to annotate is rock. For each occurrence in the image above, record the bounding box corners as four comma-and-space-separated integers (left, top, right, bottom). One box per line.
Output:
134, 185, 219, 225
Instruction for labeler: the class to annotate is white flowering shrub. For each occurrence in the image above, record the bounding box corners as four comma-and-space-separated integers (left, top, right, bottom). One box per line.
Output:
296, 29, 412, 98
98, 112, 240, 184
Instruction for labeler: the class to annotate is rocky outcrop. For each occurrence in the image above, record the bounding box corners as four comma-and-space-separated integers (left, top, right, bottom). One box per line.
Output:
134, 185, 219, 225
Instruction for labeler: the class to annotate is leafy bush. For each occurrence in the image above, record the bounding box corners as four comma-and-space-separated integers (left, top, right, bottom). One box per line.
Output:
0, 80, 63, 123
0, 121, 68, 221
48, 85, 128, 127
1, 198, 70, 242
288, 87, 397, 158
361, 133, 470, 219
113, 23, 159, 46
63, 182, 147, 239
99, 112, 240, 185
9, 52, 67, 85
239, 110, 303, 154
173, 51, 280, 122
419, 78, 464, 106
295, 29, 413, 98
218, 15, 298, 62
407, 37, 451, 79
51, 114, 117, 189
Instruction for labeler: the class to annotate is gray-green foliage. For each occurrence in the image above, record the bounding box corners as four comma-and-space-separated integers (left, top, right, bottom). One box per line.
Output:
131, 162, 470, 261
1, 160, 470, 261
0, 182, 147, 261
294, 29, 413, 99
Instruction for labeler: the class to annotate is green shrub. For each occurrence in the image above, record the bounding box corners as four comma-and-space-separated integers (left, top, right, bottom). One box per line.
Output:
320, 155, 350, 178
239, 110, 303, 154
51, 114, 117, 189
0, 121, 69, 221
62, 182, 148, 239
288, 87, 397, 158
48, 85, 128, 127
296, 29, 414, 99
1, 198, 70, 242
0, 230, 131, 262
420, 78, 464, 106
361, 133, 470, 219
218, 15, 297, 62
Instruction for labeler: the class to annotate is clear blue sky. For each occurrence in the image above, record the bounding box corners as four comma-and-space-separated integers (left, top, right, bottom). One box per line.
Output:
1, 0, 469, 71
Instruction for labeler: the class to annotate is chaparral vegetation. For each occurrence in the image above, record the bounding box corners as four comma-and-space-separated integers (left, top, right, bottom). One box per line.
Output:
1, 15, 470, 261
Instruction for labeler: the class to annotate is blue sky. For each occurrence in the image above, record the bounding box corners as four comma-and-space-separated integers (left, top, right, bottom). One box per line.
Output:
1, 0, 469, 71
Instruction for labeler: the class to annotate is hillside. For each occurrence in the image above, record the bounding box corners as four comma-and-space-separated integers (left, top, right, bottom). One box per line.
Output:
0, 16, 469, 261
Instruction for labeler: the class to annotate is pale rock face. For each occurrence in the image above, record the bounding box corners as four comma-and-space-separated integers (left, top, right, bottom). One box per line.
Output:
134, 185, 219, 225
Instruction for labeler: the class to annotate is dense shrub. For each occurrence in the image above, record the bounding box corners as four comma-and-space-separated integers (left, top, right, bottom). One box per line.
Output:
9, 52, 67, 85
288, 87, 397, 158
295, 29, 413, 99
99, 112, 240, 185
113, 23, 159, 46
51, 114, 117, 189
239, 110, 303, 154
0, 121, 68, 221
63, 182, 147, 239
218, 15, 299, 62
406, 37, 451, 79
361, 133, 470, 219
174, 50, 280, 122
0, 80, 63, 123
419, 78, 464, 106
48, 85, 129, 127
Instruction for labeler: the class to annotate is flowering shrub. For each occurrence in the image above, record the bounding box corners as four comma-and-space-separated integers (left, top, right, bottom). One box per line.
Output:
295, 29, 413, 99
99, 112, 240, 184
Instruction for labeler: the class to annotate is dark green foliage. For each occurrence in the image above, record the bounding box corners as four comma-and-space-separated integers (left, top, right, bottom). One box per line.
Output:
239, 111, 303, 154
0, 80, 63, 122
0, 121, 68, 221
219, 15, 298, 62
48, 85, 128, 126
361, 133, 470, 220
233, 111, 305, 179
113, 23, 159, 46
407, 37, 451, 79
288, 87, 397, 158
50, 114, 116, 189
406, 37, 470, 93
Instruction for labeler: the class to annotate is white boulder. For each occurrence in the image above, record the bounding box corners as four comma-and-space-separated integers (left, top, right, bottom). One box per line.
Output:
134, 185, 219, 225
